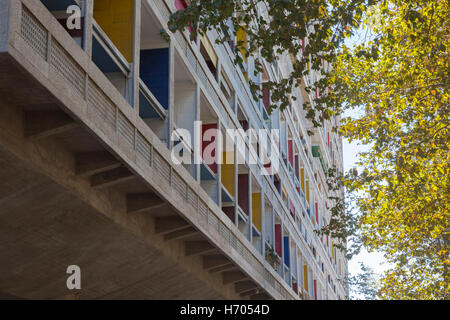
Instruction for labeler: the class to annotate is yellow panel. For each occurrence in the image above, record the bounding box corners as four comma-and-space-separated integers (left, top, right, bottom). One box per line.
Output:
94, 0, 135, 62
252, 193, 261, 231
306, 180, 310, 203
303, 265, 308, 291
236, 26, 247, 63
300, 168, 305, 191
221, 151, 235, 197
200, 35, 218, 67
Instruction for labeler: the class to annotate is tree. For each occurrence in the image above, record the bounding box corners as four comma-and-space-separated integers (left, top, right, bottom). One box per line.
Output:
348, 262, 379, 300
333, 0, 449, 299
167, 0, 372, 123
168, 0, 449, 300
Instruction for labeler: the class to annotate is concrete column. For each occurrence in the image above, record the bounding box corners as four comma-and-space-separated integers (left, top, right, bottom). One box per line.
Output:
82, 0, 93, 57
248, 173, 252, 241
233, 141, 238, 226
167, 40, 175, 149
260, 185, 266, 250
194, 83, 201, 182
131, 0, 141, 111
259, 183, 265, 253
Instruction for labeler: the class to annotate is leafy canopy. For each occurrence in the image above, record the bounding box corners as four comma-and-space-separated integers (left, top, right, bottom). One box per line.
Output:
334, 0, 449, 299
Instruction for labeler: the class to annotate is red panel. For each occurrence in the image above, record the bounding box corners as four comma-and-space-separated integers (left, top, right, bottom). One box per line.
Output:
326, 234, 329, 247
240, 120, 248, 131
174, 0, 194, 34
293, 282, 298, 293
262, 87, 270, 109
314, 280, 317, 300
288, 140, 293, 167
174, 0, 187, 10
222, 206, 234, 222
238, 174, 249, 215
274, 224, 282, 257
302, 38, 305, 53
202, 123, 217, 173
315, 202, 319, 224
264, 162, 272, 176
274, 175, 281, 192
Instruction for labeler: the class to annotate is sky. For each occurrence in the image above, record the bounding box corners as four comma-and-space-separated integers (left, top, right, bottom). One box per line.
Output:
343, 137, 389, 297
340, 23, 391, 294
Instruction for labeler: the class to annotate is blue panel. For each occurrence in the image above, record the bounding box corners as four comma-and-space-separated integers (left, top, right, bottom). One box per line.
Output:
92, 38, 121, 73
221, 187, 233, 203
201, 163, 215, 181
252, 225, 261, 237
283, 237, 290, 267
41, 0, 78, 11
140, 49, 170, 112
139, 92, 160, 119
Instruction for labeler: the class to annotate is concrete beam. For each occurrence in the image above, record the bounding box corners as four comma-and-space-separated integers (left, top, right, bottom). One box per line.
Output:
155, 216, 190, 235
235, 280, 258, 293
222, 271, 248, 285
127, 193, 165, 214
239, 288, 259, 297
91, 166, 134, 188
24, 110, 78, 140
203, 255, 230, 270
164, 226, 198, 241
75, 151, 121, 177
250, 292, 272, 300
209, 263, 237, 274
185, 241, 216, 257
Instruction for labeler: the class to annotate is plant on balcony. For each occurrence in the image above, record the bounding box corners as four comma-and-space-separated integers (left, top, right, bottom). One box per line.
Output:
265, 246, 280, 270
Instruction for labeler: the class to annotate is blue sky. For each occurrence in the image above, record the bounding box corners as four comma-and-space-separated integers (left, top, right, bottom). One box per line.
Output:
343, 138, 389, 292
341, 24, 391, 293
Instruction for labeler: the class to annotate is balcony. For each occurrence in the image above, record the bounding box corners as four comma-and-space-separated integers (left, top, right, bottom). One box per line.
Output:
0, 0, 304, 300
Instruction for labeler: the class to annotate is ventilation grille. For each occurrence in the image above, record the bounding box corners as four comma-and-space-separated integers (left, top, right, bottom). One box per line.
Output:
136, 132, 152, 164
118, 111, 134, 147
49, 40, 85, 96
87, 79, 116, 130
20, 7, 47, 60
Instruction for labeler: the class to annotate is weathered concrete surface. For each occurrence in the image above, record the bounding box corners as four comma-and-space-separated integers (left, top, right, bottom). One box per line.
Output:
0, 139, 227, 300
0, 55, 243, 300
0, 0, 281, 296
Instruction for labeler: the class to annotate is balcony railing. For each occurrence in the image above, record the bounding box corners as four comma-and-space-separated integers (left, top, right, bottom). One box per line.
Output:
11, 0, 301, 300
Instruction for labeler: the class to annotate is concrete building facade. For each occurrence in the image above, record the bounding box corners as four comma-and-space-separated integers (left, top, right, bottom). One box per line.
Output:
0, 0, 347, 300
